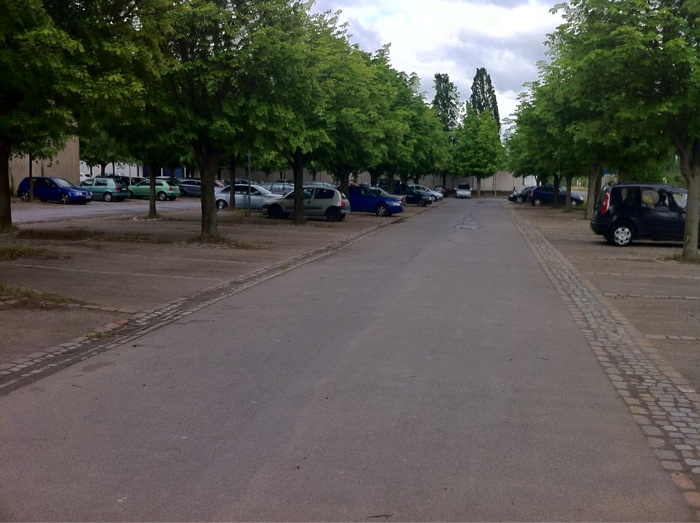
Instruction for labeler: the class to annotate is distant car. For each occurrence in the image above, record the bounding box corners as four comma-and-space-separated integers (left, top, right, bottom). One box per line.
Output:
529, 185, 584, 207
347, 184, 404, 216
305, 181, 337, 189
508, 186, 535, 204
17, 177, 92, 204
215, 184, 275, 210
262, 181, 295, 195
394, 185, 432, 206
590, 182, 694, 246
262, 186, 350, 221
455, 183, 472, 199
177, 179, 204, 197
128, 179, 179, 201
78, 177, 130, 202
409, 184, 443, 201
433, 185, 449, 198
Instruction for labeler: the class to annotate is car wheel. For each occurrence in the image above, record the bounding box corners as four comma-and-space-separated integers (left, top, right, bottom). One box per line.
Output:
571, 200, 579, 207
216, 199, 228, 210
418, 199, 427, 207
103, 192, 113, 202
267, 204, 282, 219
376, 203, 389, 217
180, 189, 188, 197
611, 223, 633, 246
157, 191, 167, 201
515, 196, 524, 204
18, 191, 30, 202
532, 198, 543, 206
326, 207, 341, 222
60, 194, 70, 204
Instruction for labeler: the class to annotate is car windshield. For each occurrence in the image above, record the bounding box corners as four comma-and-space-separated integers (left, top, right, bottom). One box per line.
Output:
457, 184, 470, 189
54, 178, 74, 188
670, 191, 688, 210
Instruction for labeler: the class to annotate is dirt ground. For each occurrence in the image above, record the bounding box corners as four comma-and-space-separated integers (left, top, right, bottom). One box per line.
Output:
2, 199, 699, 394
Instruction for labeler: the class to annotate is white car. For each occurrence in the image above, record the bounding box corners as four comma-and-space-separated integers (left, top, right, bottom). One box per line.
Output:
216, 184, 275, 210
456, 183, 472, 199
262, 186, 350, 221
409, 184, 444, 201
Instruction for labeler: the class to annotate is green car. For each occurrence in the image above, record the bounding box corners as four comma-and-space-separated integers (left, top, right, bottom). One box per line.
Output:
78, 177, 130, 202
129, 179, 179, 201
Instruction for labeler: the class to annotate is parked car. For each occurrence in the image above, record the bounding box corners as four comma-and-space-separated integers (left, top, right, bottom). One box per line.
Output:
408, 184, 443, 201
455, 183, 472, 199
508, 186, 535, 204
262, 181, 295, 195
128, 179, 179, 201
262, 186, 350, 221
78, 177, 130, 202
176, 179, 204, 197
433, 185, 449, 198
529, 185, 584, 206
17, 177, 93, 204
305, 181, 337, 189
347, 184, 404, 216
590, 182, 694, 246
393, 184, 432, 206
215, 184, 275, 210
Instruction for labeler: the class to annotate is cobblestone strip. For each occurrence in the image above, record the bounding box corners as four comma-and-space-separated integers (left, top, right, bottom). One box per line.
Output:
509, 207, 700, 514
0, 218, 393, 395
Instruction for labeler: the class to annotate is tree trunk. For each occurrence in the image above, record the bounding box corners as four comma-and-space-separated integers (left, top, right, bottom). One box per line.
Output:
552, 174, 562, 209
670, 127, 699, 260
146, 162, 160, 219
292, 147, 305, 224
192, 137, 223, 239
0, 136, 13, 234
585, 163, 602, 220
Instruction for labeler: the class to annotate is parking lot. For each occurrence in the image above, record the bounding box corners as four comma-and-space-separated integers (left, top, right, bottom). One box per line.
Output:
1, 198, 699, 397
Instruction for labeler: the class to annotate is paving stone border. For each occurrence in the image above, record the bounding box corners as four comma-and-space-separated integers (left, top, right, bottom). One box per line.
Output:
508, 205, 700, 516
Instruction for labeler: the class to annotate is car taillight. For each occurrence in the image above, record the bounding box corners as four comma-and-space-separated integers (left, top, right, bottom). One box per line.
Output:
601, 193, 610, 214
115, 184, 122, 190
341, 200, 346, 208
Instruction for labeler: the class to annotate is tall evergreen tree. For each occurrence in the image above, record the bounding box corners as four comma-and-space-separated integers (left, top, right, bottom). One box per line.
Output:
470, 67, 500, 133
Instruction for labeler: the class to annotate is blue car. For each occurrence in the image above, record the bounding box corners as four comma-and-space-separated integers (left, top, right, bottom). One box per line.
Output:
17, 177, 93, 204
529, 185, 584, 207
348, 185, 404, 216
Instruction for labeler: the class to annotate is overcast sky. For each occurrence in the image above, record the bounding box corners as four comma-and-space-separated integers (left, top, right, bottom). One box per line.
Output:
309, 0, 564, 125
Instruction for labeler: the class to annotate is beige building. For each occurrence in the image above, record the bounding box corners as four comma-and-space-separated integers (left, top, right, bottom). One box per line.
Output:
8, 138, 80, 193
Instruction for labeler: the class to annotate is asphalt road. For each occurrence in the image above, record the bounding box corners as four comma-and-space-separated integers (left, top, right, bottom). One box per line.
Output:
0, 200, 696, 521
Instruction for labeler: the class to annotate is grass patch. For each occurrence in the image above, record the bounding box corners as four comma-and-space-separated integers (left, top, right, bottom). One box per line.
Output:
17, 228, 171, 244
0, 283, 78, 307
0, 244, 63, 260
666, 252, 700, 265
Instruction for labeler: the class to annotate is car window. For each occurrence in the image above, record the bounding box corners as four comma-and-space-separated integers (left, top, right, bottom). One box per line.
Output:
316, 188, 334, 200
81, 179, 93, 187
641, 189, 659, 208
96, 179, 108, 187
669, 191, 688, 210
303, 187, 314, 199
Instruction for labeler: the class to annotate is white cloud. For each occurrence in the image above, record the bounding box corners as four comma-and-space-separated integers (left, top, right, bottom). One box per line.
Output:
310, 0, 563, 121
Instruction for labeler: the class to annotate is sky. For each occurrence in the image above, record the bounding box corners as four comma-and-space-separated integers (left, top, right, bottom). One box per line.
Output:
308, 0, 564, 126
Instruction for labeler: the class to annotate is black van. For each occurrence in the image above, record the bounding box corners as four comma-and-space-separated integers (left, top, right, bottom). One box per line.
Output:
590, 182, 690, 246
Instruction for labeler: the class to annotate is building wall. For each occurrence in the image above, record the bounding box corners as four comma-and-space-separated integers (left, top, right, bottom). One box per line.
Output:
9, 138, 80, 192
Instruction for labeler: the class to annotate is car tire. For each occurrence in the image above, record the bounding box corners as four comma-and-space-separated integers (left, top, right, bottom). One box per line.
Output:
157, 191, 167, 201
515, 196, 524, 204
418, 199, 426, 207
532, 198, 543, 206
103, 192, 113, 202
376, 203, 389, 217
325, 207, 341, 222
571, 200, 579, 207
216, 199, 228, 210
611, 223, 634, 246
60, 194, 70, 204
267, 204, 283, 219
180, 190, 188, 197
18, 191, 30, 202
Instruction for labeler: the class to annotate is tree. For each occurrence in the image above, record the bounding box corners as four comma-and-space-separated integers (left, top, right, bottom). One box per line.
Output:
548, 0, 700, 258
470, 67, 500, 133
430, 73, 460, 187
453, 103, 502, 196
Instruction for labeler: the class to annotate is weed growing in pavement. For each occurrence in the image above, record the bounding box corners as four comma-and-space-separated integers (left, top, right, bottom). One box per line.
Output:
0, 283, 77, 307
0, 244, 62, 260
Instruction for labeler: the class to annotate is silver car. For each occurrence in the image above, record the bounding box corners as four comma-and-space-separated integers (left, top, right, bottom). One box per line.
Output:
409, 184, 443, 202
215, 184, 275, 210
456, 183, 472, 199
262, 186, 350, 221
